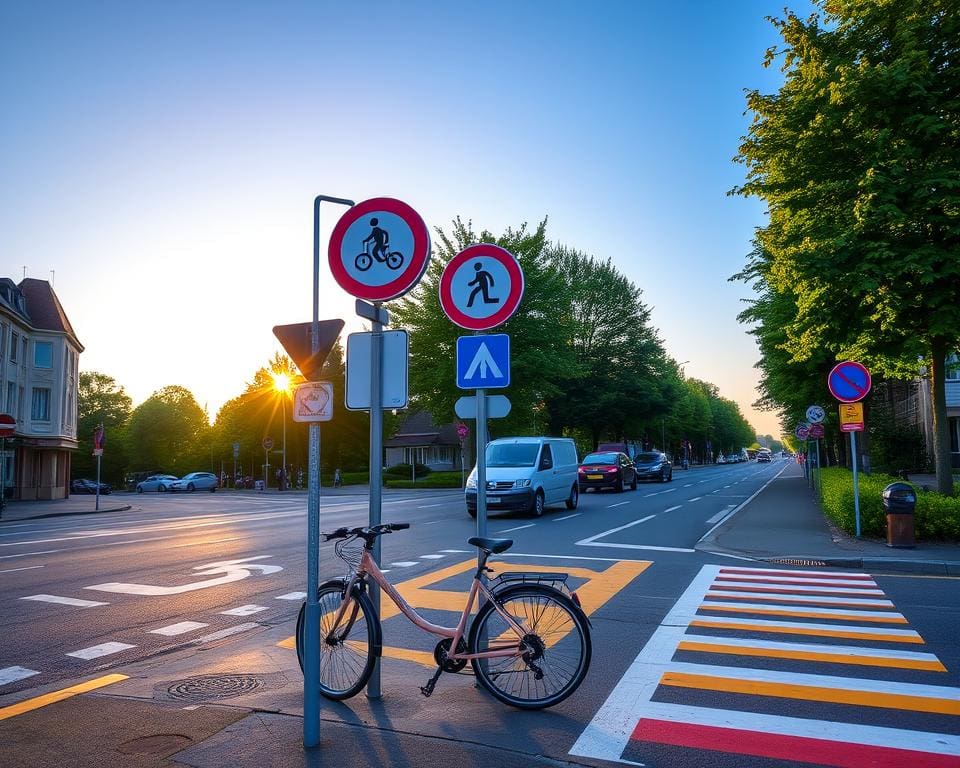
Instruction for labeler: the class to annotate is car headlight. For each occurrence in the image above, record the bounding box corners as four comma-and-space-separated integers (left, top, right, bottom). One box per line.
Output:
513, 479, 531, 488
466, 470, 477, 489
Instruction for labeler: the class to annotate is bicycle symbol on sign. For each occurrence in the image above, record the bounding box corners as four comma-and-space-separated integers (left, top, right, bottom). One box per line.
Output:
355, 217, 405, 272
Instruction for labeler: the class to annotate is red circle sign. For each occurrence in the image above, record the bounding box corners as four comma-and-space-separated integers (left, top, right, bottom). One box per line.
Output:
439, 244, 524, 331
328, 198, 431, 302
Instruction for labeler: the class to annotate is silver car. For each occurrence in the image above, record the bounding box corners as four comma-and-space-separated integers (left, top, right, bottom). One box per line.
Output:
136, 474, 179, 493
170, 472, 218, 492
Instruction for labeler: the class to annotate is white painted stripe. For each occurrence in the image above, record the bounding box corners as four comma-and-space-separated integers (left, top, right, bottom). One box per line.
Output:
553, 513, 581, 521
220, 604, 268, 616
501, 552, 654, 563
663, 506, 682, 513
150, 621, 209, 636
706, 590, 894, 607
663, 660, 960, 700
417, 504, 442, 508
497, 524, 536, 533
0, 565, 44, 574
0, 550, 63, 559
390, 561, 419, 567
691, 615, 922, 639
717, 573, 879, 587
0, 666, 39, 685
678, 634, 942, 664
440, 549, 470, 553
715, 580, 883, 595
705, 507, 735, 525
193, 622, 259, 643
688, 496, 702, 502
720, 567, 874, 580
576, 515, 656, 545
276, 592, 307, 600
582, 541, 696, 553
67, 642, 136, 659
419, 554, 445, 560
683, 484, 693, 487
21, 594, 108, 608
700, 601, 905, 621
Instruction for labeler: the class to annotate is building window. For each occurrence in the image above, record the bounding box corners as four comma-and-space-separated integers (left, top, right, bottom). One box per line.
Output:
31, 388, 51, 421
10, 332, 18, 363
951, 417, 959, 455
0, 323, 6, 357
947, 353, 960, 382
5, 382, 14, 415
34, 341, 53, 369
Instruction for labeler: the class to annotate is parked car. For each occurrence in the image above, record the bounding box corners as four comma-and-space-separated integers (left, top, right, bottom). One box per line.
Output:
136, 474, 179, 493
465, 437, 579, 517
70, 478, 112, 495
578, 451, 637, 492
169, 472, 218, 492
634, 451, 673, 482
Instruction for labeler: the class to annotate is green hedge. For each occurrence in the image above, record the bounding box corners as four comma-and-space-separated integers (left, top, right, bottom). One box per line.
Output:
386, 471, 464, 489
819, 468, 960, 540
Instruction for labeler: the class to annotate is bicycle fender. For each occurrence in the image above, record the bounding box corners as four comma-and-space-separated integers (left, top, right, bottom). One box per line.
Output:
316, 579, 383, 658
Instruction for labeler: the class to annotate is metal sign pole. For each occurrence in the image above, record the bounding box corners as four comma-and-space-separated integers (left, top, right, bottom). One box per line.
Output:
851, 430, 861, 538
367, 303, 384, 699
95, 453, 101, 511
476, 387, 488, 551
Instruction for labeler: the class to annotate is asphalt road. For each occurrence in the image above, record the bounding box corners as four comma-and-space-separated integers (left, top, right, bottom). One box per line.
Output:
2, 458, 959, 767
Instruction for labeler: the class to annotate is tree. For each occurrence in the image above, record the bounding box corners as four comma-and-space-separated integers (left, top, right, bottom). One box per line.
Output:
74, 372, 132, 485
126, 386, 210, 476
733, 0, 960, 493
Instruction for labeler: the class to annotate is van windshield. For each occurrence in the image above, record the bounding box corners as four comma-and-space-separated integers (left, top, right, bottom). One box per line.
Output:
486, 443, 540, 467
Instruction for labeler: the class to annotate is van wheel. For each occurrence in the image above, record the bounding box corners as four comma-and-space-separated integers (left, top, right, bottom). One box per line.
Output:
565, 484, 578, 510
531, 491, 545, 517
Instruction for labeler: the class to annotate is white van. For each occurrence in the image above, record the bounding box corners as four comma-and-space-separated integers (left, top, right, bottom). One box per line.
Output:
465, 437, 580, 518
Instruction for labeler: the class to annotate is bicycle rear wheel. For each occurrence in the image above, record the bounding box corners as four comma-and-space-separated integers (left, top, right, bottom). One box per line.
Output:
468, 585, 591, 709
296, 579, 379, 700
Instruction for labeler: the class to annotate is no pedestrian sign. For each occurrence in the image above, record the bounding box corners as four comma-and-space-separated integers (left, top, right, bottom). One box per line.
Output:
439, 244, 524, 331
328, 197, 431, 302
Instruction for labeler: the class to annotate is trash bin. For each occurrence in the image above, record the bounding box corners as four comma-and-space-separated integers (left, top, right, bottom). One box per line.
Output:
882, 482, 916, 548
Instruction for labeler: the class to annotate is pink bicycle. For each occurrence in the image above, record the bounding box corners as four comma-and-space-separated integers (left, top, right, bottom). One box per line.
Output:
295, 523, 592, 709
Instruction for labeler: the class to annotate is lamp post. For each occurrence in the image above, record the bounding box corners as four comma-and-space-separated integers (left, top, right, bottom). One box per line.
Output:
272, 372, 291, 491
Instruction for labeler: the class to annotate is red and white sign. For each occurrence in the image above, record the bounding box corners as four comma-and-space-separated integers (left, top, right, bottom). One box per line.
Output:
0, 413, 15, 438
328, 197, 431, 302
828, 361, 872, 403
439, 244, 524, 331
293, 382, 334, 422
808, 423, 825, 439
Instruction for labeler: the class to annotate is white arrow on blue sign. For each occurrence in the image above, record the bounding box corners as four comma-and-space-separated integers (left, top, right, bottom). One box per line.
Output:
456, 334, 510, 389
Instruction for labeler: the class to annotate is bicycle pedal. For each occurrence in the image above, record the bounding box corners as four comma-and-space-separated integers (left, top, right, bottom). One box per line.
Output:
420, 680, 436, 697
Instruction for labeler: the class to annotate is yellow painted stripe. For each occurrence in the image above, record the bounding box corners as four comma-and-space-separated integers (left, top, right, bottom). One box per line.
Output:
277, 635, 295, 649
690, 619, 924, 644
0, 673, 129, 721
380, 645, 436, 668
699, 603, 908, 624
660, 671, 960, 716
677, 640, 947, 672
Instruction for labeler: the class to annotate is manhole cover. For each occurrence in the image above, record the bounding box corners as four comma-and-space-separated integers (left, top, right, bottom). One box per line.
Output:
166, 674, 265, 701
118, 734, 193, 755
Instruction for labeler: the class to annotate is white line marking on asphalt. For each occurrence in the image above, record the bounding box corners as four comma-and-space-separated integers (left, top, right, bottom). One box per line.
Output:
691, 614, 923, 640
150, 621, 210, 636
276, 592, 307, 600
608, 501, 631, 508
0, 666, 39, 685
390, 562, 419, 567
700, 601, 906, 622
717, 572, 879, 586
715, 580, 883, 595
689, 497, 702, 502
67, 642, 136, 659
721, 567, 874, 580
20, 594, 108, 608
0, 565, 44, 574
501, 552, 654, 563
170, 537, 247, 548
420, 554, 445, 559
683, 484, 693, 487
497, 524, 536, 533
192, 623, 260, 644
440, 549, 470, 553
576, 516, 696, 553
663, 506, 682, 513
417, 504, 442, 508
706, 590, 894, 607
554, 513, 582, 521
0, 549, 63, 559
680, 634, 940, 664
220, 605, 268, 616
705, 506, 736, 525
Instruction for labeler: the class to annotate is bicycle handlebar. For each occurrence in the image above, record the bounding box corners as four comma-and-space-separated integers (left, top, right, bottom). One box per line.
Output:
323, 522, 409, 542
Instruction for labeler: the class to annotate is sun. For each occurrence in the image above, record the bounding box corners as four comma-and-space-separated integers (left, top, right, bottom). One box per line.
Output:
271, 372, 291, 394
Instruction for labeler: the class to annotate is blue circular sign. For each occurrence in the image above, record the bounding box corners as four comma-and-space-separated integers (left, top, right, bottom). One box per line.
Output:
827, 361, 872, 403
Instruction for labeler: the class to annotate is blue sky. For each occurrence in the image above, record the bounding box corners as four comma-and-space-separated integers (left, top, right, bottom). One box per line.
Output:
1, 0, 816, 437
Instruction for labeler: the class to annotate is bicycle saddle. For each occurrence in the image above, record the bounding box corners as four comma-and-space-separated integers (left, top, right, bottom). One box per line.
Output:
468, 536, 513, 554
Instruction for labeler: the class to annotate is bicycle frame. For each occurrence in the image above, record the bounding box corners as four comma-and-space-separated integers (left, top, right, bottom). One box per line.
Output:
329, 546, 531, 663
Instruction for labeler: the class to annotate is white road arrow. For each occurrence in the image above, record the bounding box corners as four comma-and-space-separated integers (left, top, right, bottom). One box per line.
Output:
85, 556, 283, 596
464, 342, 503, 380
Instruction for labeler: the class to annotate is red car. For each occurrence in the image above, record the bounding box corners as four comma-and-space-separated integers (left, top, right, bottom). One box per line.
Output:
578, 451, 637, 492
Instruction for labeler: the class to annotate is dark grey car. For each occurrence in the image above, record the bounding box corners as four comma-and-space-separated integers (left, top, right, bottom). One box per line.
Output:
634, 451, 672, 483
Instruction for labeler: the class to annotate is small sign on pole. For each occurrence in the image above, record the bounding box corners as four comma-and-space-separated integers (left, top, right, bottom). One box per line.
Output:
294, 382, 334, 422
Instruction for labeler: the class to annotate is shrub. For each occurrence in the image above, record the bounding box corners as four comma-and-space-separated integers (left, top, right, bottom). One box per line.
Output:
386, 471, 463, 489
819, 468, 960, 540
384, 463, 431, 479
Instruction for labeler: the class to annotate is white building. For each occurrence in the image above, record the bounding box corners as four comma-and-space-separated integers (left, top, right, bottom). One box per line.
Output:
0, 278, 83, 500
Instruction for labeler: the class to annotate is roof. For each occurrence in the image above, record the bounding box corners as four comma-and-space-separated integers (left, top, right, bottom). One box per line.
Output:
14, 279, 84, 350
385, 411, 461, 448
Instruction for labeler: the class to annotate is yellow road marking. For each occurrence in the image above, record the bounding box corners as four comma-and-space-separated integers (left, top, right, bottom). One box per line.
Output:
660, 671, 960, 715
698, 603, 908, 624
0, 674, 129, 721
689, 619, 924, 644
676, 640, 947, 672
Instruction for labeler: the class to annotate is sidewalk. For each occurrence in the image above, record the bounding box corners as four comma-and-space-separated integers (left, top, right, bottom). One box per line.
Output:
697, 461, 960, 576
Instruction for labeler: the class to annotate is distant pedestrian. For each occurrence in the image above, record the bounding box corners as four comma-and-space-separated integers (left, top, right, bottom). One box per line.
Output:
333, 468, 343, 488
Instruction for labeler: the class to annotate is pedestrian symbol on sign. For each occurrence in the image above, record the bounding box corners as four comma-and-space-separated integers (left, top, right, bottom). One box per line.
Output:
467, 262, 499, 307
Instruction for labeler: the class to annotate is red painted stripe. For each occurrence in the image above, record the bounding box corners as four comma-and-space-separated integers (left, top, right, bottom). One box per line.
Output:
629, 718, 960, 768
720, 568, 872, 580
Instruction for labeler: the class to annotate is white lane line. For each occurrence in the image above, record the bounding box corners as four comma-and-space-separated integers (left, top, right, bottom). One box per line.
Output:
497, 524, 536, 533
678, 634, 941, 665
706, 590, 894, 607
440, 549, 470, 553
67, 642, 136, 659
20, 594, 108, 608
705, 506, 736, 525
0, 666, 39, 685
663, 506, 682, 514
683, 484, 693, 488
607, 501, 631, 508
0, 565, 44, 574
688, 497, 702, 502
276, 592, 307, 600
417, 504, 442, 508
0, 549, 63, 560
193, 623, 260, 644
420, 554, 445, 560
576, 516, 696, 553
150, 621, 210, 636
390, 561, 419, 568
220, 605, 268, 616
554, 513, 582, 521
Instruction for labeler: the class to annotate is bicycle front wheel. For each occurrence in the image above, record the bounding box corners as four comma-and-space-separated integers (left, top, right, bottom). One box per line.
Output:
296, 580, 379, 700
468, 585, 591, 709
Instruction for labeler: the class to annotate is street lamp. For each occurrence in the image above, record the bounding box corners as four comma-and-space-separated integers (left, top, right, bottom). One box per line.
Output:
272, 372, 292, 490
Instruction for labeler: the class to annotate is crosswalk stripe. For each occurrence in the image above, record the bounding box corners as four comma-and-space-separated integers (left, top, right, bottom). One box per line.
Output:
716, 574, 879, 587
713, 580, 884, 595
690, 616, 923, 642
20, 594, 108, 608
0, 666, 39, 686
698, 602, 907, 623
706, 589, 893, 608
719, 567, 874, 581
67, 642, 136, 660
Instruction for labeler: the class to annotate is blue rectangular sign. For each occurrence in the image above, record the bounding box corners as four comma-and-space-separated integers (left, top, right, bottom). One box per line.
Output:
456, 334, 510, 390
